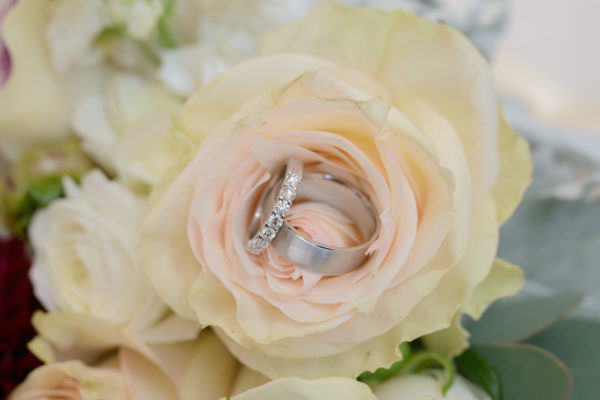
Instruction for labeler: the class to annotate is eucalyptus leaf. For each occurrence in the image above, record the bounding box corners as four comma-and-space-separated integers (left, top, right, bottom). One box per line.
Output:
527, 318, 600, 400
472, 343, 572, 400
455, 348, 503, 400
465, 290, 582, 343
499, 196, 600, 319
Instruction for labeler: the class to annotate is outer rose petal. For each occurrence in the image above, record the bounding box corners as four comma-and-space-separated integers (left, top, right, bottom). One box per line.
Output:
176, 54, 389, 144
227, 377, 376, 400
260, 2, 499, 205
463, 258, 524, 320
0, 0, 69, 163
492, 107, 532, 224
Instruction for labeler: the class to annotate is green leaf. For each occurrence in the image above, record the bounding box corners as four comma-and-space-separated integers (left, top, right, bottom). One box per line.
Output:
135, 41, 161, 67
472, 343, 572, 400
455, 348, 503, 400
94, 24, 127, 48
13, 176, 64, 237
156, 0, 177, 48
28, 177, 64, 207
527, 318, 600, 400
466, 290, 582, 343
499, 198, 600, 318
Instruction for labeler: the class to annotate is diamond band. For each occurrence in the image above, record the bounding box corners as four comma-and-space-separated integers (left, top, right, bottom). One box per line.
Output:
247, 160, 303, 254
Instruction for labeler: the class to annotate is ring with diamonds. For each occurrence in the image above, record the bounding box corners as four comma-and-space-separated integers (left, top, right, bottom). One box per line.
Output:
246, 159, 303, 254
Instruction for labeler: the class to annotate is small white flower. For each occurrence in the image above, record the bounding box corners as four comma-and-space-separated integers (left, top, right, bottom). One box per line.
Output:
29, 170, 191, 341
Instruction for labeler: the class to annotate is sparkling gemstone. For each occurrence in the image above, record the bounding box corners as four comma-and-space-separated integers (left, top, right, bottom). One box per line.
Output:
267, 213, 283, 229
248, 239, 266, 254
259, 227, 276, 242
274, 200, 290, 215
285, 173, 301, 185
280, 185, 295, 202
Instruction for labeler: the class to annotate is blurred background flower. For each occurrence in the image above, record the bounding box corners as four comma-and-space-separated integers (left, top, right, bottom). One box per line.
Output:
0, 238, 41, 398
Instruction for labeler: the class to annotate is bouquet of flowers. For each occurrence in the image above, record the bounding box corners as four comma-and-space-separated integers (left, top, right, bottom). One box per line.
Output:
0, 1, 596, 399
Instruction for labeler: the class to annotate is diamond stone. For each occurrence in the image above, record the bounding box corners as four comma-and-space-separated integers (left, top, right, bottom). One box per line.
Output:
248, 238, 266, 254
259, 227, 276, 242
279, 185, 296, 202
285, 173, 301, 186
274, 200, 290, 215
267, 213, 283, 229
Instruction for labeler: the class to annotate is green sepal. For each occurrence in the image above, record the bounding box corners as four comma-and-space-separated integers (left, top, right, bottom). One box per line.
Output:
156, 0, 177, 48
455, 347, 503, 400
358, 343, 455, 394
11, 176, 65, 237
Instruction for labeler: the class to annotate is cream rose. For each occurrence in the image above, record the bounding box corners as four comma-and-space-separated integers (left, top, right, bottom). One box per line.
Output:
374, 372, 490, 400
142, 3, 531, 378
71, 72, 183, 190
29, 170, 197, 350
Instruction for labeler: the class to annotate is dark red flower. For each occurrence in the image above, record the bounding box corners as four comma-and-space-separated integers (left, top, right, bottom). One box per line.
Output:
0, 237, 42, 399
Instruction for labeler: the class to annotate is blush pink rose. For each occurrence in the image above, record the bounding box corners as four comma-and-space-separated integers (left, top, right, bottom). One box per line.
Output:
142, 3, 531, 379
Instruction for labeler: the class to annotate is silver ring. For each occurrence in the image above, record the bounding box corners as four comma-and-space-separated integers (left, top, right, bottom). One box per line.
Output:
247, 159, 303, 254
269, 173, 379, 275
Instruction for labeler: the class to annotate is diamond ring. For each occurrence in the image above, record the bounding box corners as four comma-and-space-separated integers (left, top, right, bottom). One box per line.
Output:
246, 159, 303, 254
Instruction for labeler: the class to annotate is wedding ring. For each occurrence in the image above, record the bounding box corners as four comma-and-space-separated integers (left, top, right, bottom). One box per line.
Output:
268, 173, 379, 275
247, 159, 303, 254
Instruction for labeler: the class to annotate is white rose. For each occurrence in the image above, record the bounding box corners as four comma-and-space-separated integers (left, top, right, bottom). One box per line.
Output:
71, 73, 182, 189
374, 372, 490, 400
29, 169, 197, 345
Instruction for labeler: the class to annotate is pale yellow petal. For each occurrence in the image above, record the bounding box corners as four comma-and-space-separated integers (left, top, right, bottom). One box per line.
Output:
423, 258, 523, 356
28, 310, 155, 365
176, 53, 388, 144
492, 106, 532, 224
462, 258, 524, 320
178, 330, 239, 400
119, 347, 179, 400
260, 2, 499, 205
227, 377, 376, 400
230, 366, 270, 397
421, 312, 469, 357
0, 0, 69, 162
141, 147, 208, 319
